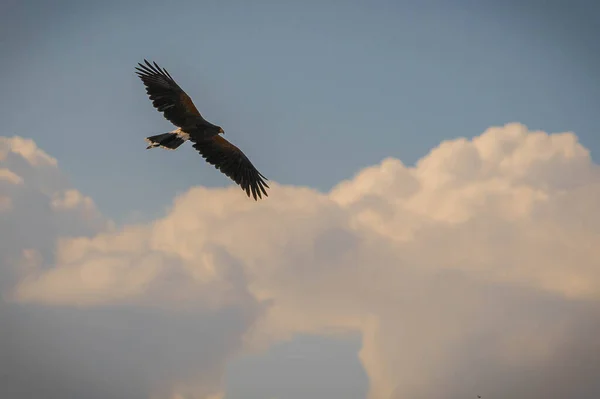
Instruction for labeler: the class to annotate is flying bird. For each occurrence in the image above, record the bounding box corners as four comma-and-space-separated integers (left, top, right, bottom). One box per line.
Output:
135, 59, 269, 200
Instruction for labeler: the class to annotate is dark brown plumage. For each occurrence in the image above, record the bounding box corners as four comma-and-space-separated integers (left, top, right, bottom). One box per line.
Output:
135, 59, 269, 200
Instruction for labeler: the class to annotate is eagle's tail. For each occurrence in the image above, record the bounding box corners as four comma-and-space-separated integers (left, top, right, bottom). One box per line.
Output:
145, 133, 186, 150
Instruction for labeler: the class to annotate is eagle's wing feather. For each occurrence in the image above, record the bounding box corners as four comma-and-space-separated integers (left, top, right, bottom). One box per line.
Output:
135, 59, 203, 128
191, 135, 269, 200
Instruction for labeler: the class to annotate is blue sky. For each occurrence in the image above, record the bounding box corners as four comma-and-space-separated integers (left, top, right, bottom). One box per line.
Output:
1, 0, 599, 222
2, 1, 600, 398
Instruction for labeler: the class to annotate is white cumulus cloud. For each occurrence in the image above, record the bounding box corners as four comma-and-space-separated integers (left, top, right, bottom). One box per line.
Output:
2, 123, 600, 399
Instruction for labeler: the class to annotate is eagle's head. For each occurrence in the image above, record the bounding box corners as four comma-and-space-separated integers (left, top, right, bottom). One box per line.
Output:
210, 125, 225, 135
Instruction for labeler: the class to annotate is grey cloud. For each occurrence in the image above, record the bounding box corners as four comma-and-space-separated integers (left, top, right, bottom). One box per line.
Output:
2, 302, 261, 399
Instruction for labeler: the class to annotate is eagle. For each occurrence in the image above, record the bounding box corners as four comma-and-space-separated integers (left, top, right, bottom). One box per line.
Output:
135, 59, 269, 200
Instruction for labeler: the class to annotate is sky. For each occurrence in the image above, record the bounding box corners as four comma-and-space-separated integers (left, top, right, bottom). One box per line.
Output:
1, 1, 600, 399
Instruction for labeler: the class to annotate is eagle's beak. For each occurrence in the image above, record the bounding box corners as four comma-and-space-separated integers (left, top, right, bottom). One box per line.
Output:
219, 127, 224, 134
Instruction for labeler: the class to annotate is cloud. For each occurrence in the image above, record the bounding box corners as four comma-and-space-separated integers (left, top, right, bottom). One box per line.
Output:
0, 136, 262, 399
2, 123, 600, 398
0, 137, 106, 292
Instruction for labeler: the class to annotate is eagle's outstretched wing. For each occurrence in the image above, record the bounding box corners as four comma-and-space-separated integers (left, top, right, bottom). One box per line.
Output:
191, 135, 269, 200
135, 59, 203, 128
